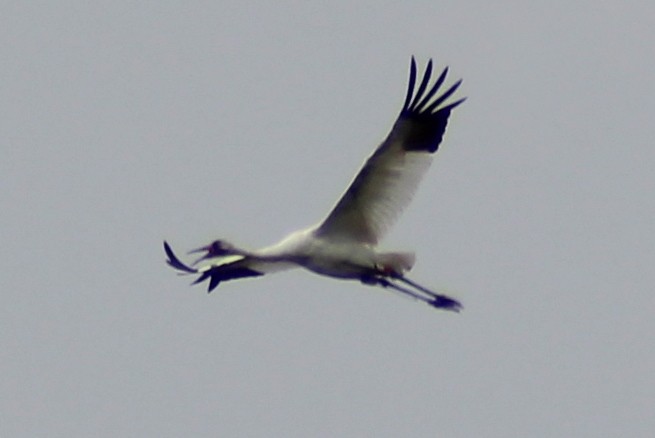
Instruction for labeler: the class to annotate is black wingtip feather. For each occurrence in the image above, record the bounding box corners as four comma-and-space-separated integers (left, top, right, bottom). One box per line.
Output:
401, 59, 465, 118
189, 264, 264, 293
208, 274, 221, 293
191, 270, 211, 285
396, 58, 465, 153
402, 57, 418, 111
424, 78, 463, 114
164, 241, 197, 273
410, 59, 433, 111
436, 96, 467, 114
413, 66, 449, 113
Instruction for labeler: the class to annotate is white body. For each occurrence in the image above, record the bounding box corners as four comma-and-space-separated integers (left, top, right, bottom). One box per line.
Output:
239, 226, 414, 280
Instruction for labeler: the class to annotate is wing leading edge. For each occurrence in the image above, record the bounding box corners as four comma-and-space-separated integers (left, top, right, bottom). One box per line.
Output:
316, 57, 465, 244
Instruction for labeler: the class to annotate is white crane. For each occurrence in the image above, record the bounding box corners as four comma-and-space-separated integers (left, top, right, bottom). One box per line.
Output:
164, 57, 465, 311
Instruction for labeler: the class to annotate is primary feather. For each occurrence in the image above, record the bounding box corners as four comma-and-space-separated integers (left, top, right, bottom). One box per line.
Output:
316, 57, 465, 244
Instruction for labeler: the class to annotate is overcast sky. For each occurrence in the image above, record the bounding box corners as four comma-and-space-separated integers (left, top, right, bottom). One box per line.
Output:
2, 2, 654, 437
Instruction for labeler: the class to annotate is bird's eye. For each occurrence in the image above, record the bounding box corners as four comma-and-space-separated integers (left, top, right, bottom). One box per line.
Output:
208, 240, 231, 256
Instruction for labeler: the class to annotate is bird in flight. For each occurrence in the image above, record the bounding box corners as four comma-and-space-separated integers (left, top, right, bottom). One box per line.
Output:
164, 57, 465, 311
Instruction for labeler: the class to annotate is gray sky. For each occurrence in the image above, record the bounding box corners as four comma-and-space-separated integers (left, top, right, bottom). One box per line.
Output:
2, 2, 654, 437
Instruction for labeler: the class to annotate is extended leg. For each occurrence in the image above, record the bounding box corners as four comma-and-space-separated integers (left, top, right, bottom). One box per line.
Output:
364, 275, 460, 312
374, 277, 438, 306
392, 274, 463, 312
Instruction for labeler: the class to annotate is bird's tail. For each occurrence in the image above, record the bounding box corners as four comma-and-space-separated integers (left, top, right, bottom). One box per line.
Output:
376, 251, 415, 274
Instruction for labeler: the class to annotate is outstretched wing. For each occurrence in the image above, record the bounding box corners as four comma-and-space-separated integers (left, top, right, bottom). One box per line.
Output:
315, 57, 465, 244
164, 241, 263, 292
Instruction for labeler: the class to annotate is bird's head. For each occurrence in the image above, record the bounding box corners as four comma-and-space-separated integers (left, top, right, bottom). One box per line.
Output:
188, 239, 238, 265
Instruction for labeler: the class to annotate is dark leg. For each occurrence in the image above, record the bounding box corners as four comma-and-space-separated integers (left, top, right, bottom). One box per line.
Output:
363, 274, 460, 312
374, 277, 437, 306
392, 275, 463, 312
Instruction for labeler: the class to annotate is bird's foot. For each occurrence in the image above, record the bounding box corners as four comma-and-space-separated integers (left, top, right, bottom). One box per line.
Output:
430, 295, 463, 312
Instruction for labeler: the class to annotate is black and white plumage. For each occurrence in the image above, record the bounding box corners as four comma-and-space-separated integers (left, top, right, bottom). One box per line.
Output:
165, 57, 465, 311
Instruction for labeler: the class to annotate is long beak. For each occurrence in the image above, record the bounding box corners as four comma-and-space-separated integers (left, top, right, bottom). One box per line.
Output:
188, 245, 210, 254
188, 245, 213, 266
